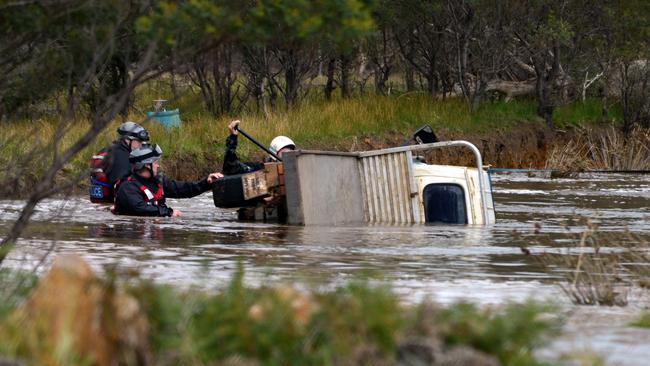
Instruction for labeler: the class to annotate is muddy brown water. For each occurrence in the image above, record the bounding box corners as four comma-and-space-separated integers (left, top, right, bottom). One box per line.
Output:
1, 172, 650, 365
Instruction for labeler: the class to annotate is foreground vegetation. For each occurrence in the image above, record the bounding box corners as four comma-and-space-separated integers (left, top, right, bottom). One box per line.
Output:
0, 257, 560, 366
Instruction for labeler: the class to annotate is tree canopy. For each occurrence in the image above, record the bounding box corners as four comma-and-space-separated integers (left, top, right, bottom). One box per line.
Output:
0, 0, 649, 128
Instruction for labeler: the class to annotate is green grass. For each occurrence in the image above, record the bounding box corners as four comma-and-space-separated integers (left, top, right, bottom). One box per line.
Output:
553, 99, 623, 128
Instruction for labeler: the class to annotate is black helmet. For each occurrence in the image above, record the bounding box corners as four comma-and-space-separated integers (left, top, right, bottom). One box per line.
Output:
129, 143, 162, 171
117, 121, 150, 141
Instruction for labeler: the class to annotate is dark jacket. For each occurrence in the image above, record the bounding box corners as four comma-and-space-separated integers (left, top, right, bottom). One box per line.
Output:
114, 173, 211, 217
222, 134, 264, 175
106, 140, 132, 185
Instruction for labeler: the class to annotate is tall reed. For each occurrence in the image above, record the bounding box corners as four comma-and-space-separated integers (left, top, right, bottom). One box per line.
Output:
535, 221, 650, 306
545, 127, 650, 171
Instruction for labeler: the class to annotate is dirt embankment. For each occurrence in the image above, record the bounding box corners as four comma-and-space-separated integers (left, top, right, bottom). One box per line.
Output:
347, 126, 562, 169
166, 123, 650, 184
153, 125, 576, 182
165, 126, 575, 180
162, 126, 563, 182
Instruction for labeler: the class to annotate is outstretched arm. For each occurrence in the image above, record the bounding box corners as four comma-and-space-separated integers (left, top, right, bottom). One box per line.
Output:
162, 176, 211, 199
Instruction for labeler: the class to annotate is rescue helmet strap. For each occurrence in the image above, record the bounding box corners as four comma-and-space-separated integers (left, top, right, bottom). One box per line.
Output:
144, 163, 155, 177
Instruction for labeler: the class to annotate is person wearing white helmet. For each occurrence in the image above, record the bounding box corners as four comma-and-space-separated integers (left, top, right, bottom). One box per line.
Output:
113, 143, 224, 217
268, 135, 296, 161
89, 121, 151, 204
222, 120, 296, 175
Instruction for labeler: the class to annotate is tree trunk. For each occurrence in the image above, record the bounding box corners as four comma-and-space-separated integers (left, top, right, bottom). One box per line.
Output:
193, 62, 216, 116
620, 64, 634, 136
261, 47, 278, 110
340, 53, 352, 98
469, 80, 487, 113
65, 84, 75, 120
213, 44, 235, 115
425, 66, 437, 95
170, 51, 178, 101
535, 74, 555, 129
283, 49, 300, 108
404, 62, 415, 91
374, 67, 389, 95
324, 57, 336, 100
601, 95, 610, 122
531, 43, 562, 129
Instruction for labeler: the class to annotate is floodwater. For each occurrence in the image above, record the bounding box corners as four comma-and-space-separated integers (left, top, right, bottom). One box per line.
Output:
2, 172, 650, 365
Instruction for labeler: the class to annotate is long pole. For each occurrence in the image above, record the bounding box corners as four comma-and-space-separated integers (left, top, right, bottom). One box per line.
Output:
235, 126, 282, 162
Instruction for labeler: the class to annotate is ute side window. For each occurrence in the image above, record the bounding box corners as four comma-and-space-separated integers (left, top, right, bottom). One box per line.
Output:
422, 184, 468, 224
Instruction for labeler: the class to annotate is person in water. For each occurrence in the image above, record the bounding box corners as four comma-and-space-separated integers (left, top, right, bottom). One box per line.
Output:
222, 120, 296, 175
89, 121, 151, 203
113, 143, 223, 217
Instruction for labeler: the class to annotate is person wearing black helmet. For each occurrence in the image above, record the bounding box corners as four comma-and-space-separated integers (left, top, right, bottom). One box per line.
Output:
89, 121, 151, 203
113, 143, 224, 217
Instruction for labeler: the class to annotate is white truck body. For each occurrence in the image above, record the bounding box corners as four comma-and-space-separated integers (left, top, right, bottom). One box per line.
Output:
282, 141, 495, 226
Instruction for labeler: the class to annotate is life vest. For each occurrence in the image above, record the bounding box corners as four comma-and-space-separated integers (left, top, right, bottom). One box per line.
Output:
130, 176, 164, 205
111, 176, 165, 215
89, 147, 114, 203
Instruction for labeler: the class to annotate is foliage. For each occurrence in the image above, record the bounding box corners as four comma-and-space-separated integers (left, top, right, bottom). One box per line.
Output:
131, 267, 560, 365
1, 0, 649, 125
0, 263, 562, 365
0, 0, 156, 116
434, 301, 560, 366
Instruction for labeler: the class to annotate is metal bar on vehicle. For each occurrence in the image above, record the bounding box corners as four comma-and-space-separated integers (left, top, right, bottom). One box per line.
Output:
360, 141, 488, 225
392, 153, 406, 223
373, 156, 387, 223
388, 154, 400, 223
405, 150, 421, 223
368, 157, 380, 223
359, 159, 370, 223
395, 152, 409, 222
379, 155, 392, 223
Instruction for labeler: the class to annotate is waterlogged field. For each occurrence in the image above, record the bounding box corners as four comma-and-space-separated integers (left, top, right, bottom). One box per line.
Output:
1, 172, 650, 364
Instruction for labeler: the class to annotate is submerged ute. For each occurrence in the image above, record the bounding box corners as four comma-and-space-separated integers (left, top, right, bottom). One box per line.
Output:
213, 141, 495, 226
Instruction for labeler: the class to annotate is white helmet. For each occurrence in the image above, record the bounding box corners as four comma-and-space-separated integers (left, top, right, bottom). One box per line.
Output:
269, 136, 295, 159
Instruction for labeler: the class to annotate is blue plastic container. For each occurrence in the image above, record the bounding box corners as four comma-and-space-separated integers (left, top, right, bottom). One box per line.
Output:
146, 109, 181, 128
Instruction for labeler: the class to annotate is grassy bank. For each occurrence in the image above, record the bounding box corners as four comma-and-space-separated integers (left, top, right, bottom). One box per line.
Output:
0, 260, 561, 366
0, 95, 622, 196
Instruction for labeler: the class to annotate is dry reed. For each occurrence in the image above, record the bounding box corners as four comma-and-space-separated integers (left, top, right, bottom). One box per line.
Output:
545, 127, 650, 171
536, 221, 650, 306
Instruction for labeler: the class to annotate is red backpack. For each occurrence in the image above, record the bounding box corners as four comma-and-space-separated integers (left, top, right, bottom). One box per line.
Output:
89, 146, 115, 203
